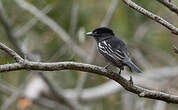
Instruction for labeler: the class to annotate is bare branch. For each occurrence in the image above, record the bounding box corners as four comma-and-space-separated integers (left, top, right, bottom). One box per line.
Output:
66, 65, 178, 102
1, 43, 178, 104
1, 83, 25, 110
14, 0, 120, 104
1, 58, 178, 103
0, 43, 178, 104
75, 0, 119, 99
0, 1, 85, 109
35, 97, 70, 110
69, 1, 79, 36
121, 0, 178, 35
157, 0, 178, 15
0, 80, 18, 96
0, 80, 69, 110
15, 0, 87, 60
75, 42, 96, 99
100, 0, 119, 26
75, 0, 120, 100
1, 92, 19, 110
0, 43, 23, 63
39, 72, 84, 110
14, 5, 53, 37
0, 60, 178, 103
0, 2, 24, 55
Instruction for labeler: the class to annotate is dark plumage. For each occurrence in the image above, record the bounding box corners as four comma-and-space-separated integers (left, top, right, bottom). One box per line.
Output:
86, 27, 142, 73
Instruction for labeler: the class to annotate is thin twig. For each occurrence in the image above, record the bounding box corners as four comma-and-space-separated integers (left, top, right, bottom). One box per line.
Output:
15, 0, 87, 60
157, 0, 178, 15
14, 0, 120, 104
36, 97, 70, 110
100, 0, 119, 26
121, 0, 178, 35
14, 5, 53, 37
75, 42, 96, 99
69, 1, 79, 36
39, 72, 84, 110
0, 1, 24, 56
0, 43, 23, 63
0, 80, 69, 110
0, 78, 28, 110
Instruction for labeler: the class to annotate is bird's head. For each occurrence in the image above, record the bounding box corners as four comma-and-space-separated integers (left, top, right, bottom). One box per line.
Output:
86, 27, 114, 42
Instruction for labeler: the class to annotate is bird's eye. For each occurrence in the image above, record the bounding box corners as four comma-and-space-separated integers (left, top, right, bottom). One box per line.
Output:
94, 31, 98, 34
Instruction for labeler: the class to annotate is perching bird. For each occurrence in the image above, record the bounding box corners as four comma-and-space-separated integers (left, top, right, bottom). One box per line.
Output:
86, 27, 142, 74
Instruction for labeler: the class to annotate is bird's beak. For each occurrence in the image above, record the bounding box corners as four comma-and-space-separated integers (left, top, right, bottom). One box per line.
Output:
86, 32, 93, 36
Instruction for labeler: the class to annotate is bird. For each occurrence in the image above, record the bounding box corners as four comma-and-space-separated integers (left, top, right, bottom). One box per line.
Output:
86, 27, 142, 74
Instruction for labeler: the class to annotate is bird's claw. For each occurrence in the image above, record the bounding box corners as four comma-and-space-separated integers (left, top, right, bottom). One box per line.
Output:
118, 69, 121, 75
104, 66, 108, 70
129, 76, 133, 85
104, 63, 111, 70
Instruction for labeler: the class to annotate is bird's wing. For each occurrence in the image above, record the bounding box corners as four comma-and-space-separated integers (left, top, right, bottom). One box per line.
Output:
111, 37, 131, 61
98, 38, 142, 73
98, 40, 127, 62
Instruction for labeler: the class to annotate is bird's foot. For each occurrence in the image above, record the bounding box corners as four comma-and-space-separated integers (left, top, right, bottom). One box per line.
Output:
129, 76, 133, 85
104, 63, 111, 70
115, 69, 122, 75
118, 69, 121, 75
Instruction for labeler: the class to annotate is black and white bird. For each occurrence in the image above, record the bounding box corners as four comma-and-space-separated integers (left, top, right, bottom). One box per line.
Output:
86, 27, 142, 74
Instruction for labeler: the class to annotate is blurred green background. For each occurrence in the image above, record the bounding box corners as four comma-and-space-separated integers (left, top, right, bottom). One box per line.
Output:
0, 0, 178, 110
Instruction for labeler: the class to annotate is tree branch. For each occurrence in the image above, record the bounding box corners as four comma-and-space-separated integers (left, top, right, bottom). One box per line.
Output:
15, 0, 87, 60
0, 80, 70, 110
121, 0, 178, 35
14, 5, 53, 37
75, 0, 119, 100
100, 0, 119, 26
0, 43, 23, 63
0, 43, 178, 104
0, 1, 86, 109
157, 0, 178, 15
0, 1, 24, 56
39, 72, 84, 110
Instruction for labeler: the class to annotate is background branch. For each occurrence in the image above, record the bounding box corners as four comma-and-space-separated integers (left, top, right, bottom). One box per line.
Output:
0, 43, 23, 63
100, 0, 119, 27
0, 0, 178, 109
0, 1, 85, 109
157, 0, 178, 15
121, 0, 178, 35
15, 0, 87, 60
0, 1, 23, 56
75, 0, 119, 101
14, 5, 53, 37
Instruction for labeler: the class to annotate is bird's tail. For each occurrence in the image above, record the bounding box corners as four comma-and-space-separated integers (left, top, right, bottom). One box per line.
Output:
125, 61, 142, 73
